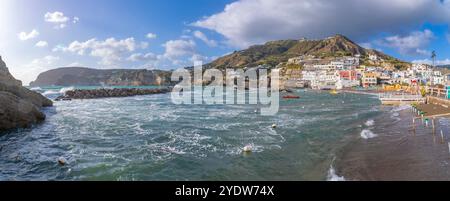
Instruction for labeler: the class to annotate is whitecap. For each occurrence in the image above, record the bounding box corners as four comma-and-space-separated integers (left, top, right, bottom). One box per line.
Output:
42, 86, 75, 96
42, 90, 60, 96
59, 86, 75, 94
365, 119, 375, 127
391, 105, 411, 112
30, 87, 42, 91
327, 165, 345, 181
360, 129, 377, 139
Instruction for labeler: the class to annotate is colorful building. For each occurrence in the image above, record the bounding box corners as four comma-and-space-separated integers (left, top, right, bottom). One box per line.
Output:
362, 72, 378, 88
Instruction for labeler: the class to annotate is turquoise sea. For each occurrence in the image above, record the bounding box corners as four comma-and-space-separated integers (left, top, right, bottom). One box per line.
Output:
0, 86, 384, 180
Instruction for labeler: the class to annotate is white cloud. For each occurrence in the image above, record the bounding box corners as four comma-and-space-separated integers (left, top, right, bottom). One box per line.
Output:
127, 53, 157, 62
45, 11, 69, 23
58, 24, 67, 29
140, 42, 149, 49
377, 29, 434, 56
35, 41, 48, 47
58, 37, 144, 66
162, 39, 196, 60
18, 55, 60, 85
30, 55, 59, 66
360, 43, 373, 49
146, 33, 157, 39
190, 54, 212, 63
193, 30, 217, 47
73, 17, 80, 24
415, 49, 431, 56
18, 29, 39, 41
45, 11, 78, 29
412, 59, 450, 66
193, 0, 450, 48
67, 62, 83, 67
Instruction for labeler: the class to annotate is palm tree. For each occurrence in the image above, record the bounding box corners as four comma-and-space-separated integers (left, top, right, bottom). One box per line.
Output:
431, 51, 436, 67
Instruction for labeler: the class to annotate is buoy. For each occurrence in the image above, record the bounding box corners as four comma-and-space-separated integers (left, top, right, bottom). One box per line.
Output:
254, 110, 258, 113
272, 124, 277, 129
58, 157, 67, 166
243, 145, 253, 153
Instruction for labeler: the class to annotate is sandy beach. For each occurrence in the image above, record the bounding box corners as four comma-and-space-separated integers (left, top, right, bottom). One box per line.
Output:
335, 106, 450, 181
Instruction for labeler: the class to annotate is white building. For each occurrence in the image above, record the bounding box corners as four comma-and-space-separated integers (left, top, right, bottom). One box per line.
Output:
431, 71, 444, 85
306, 71, 338, 89
369, 54, 378, 61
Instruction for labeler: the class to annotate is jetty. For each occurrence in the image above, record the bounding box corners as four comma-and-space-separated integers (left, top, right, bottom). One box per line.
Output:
55, 87, 171, 100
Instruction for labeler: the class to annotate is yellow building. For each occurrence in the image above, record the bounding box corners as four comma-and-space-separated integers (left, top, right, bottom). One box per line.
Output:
362, 72, 377, 88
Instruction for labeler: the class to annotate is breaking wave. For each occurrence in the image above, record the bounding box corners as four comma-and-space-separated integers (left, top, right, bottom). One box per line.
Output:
360, 129, 377, 139
59, 87, 75, 94
327, 165, 345, 181
42, 86, 75, 96
365, 119, 375, 127
30, 87, 42, 91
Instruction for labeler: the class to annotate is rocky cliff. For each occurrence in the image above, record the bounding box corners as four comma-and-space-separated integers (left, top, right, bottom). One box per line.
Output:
0, 56, 53, 131
30, 67, 173, 87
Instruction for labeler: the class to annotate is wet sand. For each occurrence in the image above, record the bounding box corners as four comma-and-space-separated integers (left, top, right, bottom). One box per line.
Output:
416, 103, 450, 117
335, 107, 450, 181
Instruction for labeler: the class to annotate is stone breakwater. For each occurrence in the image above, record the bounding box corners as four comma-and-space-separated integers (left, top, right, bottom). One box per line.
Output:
56, 87, 172, 100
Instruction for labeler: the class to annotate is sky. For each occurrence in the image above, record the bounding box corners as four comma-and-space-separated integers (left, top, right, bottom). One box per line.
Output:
1, 0, 450, 85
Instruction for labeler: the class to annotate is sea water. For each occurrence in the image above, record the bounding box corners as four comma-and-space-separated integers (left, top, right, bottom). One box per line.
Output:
0, 87, 383, 180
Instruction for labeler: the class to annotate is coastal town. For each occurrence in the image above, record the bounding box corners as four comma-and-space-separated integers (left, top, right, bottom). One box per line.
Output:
277, 54, 449, 96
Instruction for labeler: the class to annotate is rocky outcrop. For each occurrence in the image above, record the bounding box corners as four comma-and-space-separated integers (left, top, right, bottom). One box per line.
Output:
0, 56, 52, 131
30, 67, 174, 87
0, 91, 46, 130
56, 87, 171, 100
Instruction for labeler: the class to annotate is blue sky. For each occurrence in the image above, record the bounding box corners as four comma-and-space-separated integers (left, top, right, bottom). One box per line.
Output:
1, 0, 450, 85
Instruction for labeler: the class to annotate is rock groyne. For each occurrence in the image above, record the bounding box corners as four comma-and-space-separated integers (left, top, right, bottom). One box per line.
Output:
56, 87, 171, 100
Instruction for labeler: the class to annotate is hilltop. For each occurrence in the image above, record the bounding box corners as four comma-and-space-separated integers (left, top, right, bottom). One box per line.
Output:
30, 67, 173, 87
205, 34, 410, 70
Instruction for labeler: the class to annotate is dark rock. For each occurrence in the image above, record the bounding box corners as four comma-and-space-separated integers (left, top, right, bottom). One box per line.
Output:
58, 157, 66, 166
0, 91, 46, 130
0, 56, 53, 131
56, 87, 171, 100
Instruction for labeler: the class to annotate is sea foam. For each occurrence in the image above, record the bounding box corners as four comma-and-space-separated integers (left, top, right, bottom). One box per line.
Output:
327, 165, 345, 181
59, 86, 75, 94
360, 129, 377, 139
391, 105, 411, 112
42, 86, 75, 96
365, 119, 375, 127
30, 87, 42, 91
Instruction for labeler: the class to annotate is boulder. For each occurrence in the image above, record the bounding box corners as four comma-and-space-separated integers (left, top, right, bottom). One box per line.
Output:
0, 56, 53, 131
0, 91, 46, 130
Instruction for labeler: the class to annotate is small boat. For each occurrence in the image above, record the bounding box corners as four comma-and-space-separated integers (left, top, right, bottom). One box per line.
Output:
280, 89, 294, 93
330, 90, 339, 95
283, 95, 300, 99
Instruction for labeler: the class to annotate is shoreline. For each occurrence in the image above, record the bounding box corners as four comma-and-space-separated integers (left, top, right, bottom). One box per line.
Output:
334, 106, 450, 181
340, 89, 382, 96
